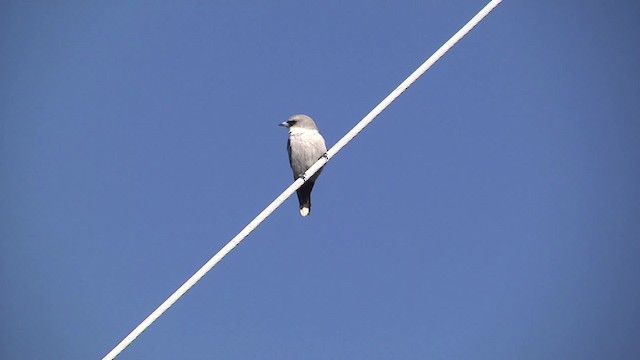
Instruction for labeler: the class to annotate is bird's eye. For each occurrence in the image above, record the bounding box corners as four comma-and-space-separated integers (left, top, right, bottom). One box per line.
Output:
288, 120, 296, 125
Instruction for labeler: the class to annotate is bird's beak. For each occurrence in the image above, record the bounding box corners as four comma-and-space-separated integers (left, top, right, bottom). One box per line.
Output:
279, 121, 289, 127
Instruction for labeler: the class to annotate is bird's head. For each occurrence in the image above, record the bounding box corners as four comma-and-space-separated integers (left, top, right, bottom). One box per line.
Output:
279, 114, 318, 130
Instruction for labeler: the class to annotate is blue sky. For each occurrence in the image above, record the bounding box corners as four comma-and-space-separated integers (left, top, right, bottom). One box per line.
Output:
2, 1, 639, 359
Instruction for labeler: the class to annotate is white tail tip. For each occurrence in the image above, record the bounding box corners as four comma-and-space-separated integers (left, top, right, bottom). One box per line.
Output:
300, 207, 310, 217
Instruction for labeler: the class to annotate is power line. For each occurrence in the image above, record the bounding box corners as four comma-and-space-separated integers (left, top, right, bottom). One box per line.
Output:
102, 1, 502, 358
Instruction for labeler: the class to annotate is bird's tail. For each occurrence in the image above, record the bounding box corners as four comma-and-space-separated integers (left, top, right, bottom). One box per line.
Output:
297, 181, 314, 217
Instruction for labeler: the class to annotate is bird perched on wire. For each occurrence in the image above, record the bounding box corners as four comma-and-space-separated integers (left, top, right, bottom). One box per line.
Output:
279, 114, 327, 217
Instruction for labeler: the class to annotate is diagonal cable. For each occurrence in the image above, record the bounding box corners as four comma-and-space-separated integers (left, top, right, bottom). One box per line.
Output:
103, 1, 502, 358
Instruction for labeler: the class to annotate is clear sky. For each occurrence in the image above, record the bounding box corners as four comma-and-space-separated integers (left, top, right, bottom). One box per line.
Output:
2, 1, 639, 359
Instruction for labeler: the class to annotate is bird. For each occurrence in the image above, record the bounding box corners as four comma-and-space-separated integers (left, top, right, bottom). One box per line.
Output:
279, 114, 327, 217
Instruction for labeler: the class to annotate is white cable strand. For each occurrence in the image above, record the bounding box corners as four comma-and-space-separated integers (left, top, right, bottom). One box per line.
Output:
102, 1, 502, 358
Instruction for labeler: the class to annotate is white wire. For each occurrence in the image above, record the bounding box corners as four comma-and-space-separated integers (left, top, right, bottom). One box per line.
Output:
102, 1, 502, 358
